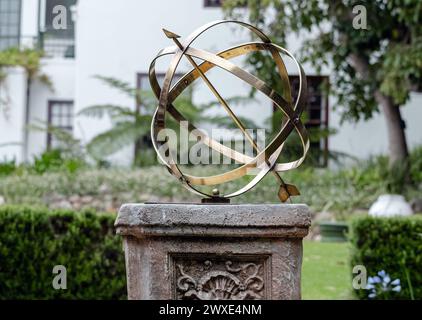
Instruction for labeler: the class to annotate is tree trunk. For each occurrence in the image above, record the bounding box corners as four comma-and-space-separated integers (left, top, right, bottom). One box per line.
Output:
349, 53, 410, 167
374, 92, 409, 166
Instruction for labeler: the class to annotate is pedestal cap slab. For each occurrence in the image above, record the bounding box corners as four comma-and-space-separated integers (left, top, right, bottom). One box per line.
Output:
115, 203, 311, 239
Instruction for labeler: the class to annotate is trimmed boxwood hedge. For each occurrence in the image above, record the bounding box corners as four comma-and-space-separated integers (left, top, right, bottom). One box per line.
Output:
0, 206, 126, 299
350, 216, 422, 300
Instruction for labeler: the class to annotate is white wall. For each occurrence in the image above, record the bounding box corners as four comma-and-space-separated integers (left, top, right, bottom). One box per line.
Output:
329, 93, 422, 160
7, 0, 78, 161
73, 0, 276, 165
0, 0, 40, 163
0, 67, 27, 162
7, 0, 421, 165
403, 93, 422, 150
27, 59, 75, 159
20, 0, 39, 40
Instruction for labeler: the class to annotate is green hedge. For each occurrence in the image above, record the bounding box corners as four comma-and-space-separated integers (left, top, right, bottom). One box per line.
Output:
350, 216, 422, 300
0, 206, 126, 299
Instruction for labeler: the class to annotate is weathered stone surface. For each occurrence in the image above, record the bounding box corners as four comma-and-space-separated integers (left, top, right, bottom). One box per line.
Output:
116, 203, 310, 238
115, 203, 311, 300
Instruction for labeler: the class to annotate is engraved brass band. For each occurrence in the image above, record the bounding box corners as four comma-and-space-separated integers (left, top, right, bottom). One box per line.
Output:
149, 20, 309, 199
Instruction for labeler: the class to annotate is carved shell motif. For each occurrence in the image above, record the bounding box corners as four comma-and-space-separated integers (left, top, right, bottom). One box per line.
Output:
176, 261, 264, 300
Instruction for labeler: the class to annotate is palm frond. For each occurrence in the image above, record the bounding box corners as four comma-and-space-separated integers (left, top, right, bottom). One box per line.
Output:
202, 96, 256, 109
85, 121, 149, 159
83, 76, 255, 161
27, 120, 82, 157
93, 75, 157, 103
28, 121, 77, 145
111, 114, 152, 128
172, 97, 204, 122
77, 104, 135, 118
203, 114, 259, 130
138, 98, 159, 111
93, 75, 137, 98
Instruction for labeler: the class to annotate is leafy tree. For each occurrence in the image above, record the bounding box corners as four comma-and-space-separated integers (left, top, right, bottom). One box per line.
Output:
224, 0, 422, 175
78, 76, 256, 166
77, 76, 154, 164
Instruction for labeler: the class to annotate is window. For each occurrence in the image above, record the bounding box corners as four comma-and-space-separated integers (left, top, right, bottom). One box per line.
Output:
0, 0, 21, 50
137, 73, 185, 90
136, 72, 189, 147
273, 76, 329, 167
47, 100, 74, 149
204, 0, 246, 7
291, 75, 329, 166
137, 72, 191, 106
204, 0, 223, 7
40, 0, 76, 58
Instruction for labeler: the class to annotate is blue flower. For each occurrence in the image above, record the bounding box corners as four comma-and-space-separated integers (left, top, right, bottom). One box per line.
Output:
368, 276, 381, 284
366, 270, 401, 299
391, 279, 400, 286
392, 285, 401, 292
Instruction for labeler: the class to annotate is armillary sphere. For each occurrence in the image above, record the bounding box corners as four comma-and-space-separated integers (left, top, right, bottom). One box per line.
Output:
149, 20, 309, 203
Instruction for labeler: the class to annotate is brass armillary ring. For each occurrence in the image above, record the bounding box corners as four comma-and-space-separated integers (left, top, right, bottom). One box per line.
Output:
149, 20, 309, 203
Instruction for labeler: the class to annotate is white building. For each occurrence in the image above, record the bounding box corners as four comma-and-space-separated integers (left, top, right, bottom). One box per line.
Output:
1, 0, 421, 166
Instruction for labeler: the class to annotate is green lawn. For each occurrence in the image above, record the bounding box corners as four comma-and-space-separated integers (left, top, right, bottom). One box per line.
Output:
302, 241, 353, 300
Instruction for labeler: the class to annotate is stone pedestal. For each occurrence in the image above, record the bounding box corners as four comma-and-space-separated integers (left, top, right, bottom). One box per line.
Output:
115, 203, 311, 300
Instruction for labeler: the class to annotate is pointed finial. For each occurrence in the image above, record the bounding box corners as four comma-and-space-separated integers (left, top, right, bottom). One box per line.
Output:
162, 28, 180, 39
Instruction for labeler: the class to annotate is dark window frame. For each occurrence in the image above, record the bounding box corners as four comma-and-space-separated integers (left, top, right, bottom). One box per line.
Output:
0, 0, 22, 50
297, 75, 329, 167
203, 0, 246, 8
204, 0, 223, 7
135, 72, 189, 150
273, 75, 329, 167
136, 72, 191, 109
47, 100, 74, 149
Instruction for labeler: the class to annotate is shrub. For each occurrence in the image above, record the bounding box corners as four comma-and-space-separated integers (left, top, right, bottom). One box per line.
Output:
0, 206, 126, 299
0, 145, 421, 214
410, 145, 422, 184
32, 149, 85, 175
0, 159, 17, 176
350, 216, 422, 300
